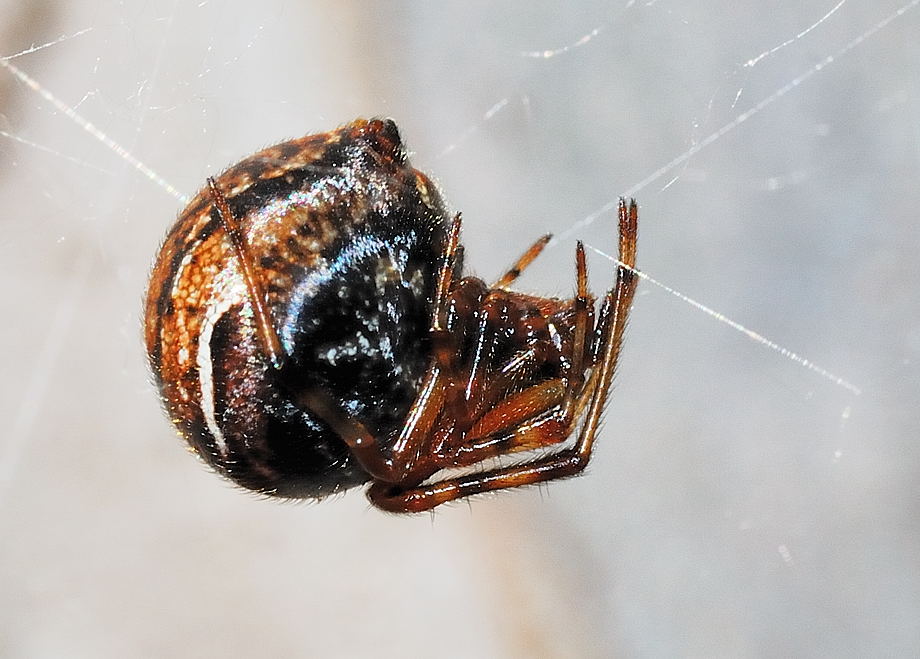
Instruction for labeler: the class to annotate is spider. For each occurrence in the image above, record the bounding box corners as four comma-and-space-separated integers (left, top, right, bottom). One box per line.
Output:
145, 118, 638, 513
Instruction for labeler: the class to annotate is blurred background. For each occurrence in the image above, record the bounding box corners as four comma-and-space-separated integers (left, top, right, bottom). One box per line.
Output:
1, 2, 918, 657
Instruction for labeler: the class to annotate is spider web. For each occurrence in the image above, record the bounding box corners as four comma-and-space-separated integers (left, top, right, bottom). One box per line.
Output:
1, 2, 918, 656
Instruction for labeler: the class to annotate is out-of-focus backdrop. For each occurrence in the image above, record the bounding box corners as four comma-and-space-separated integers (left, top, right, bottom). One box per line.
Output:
1, 2, 918, 657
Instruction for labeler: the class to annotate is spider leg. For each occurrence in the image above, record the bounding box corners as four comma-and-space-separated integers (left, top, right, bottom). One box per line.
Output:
447, 288, 543, 429
562, 241, 592, 418
448, 376, 592, 466
432, 214, 465, 373
427, 317, 604, 470
493, 233, 552, 289
208, 178, 284, 369
442, 241, 596, 457
442, 260, 593, 454
439, 241, 595, 453
367, 199, 638, 513
452, 293, 503, 427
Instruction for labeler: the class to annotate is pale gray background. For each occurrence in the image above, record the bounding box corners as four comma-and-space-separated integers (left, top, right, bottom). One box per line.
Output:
1, 2, 918, 657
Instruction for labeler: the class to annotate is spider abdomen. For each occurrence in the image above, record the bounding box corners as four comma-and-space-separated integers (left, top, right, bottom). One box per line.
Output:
145, 120, 449, 498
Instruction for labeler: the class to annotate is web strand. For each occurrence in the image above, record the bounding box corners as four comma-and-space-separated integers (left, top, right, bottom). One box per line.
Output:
552, 0, 920, 244
586, 244, 862, 396
0, 58, 189, 204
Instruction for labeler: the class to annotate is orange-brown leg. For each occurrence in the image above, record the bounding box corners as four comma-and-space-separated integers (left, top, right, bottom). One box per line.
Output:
453, 293, 505, 426
208, 178, 284, 369
436, 241, 597, 460
494, 233, 552, 289
436, 238, 594, 459
431, 214, 465, 372
367, 199, 638, 513
445, 376, 596, 468
368, 268, 635, 512
464, 378, 568, 443
428, 306, 605, 471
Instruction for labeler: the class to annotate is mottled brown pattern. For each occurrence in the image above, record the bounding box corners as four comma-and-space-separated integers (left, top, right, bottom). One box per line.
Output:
145, 128, 342, 372
144, 122, 366, 449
